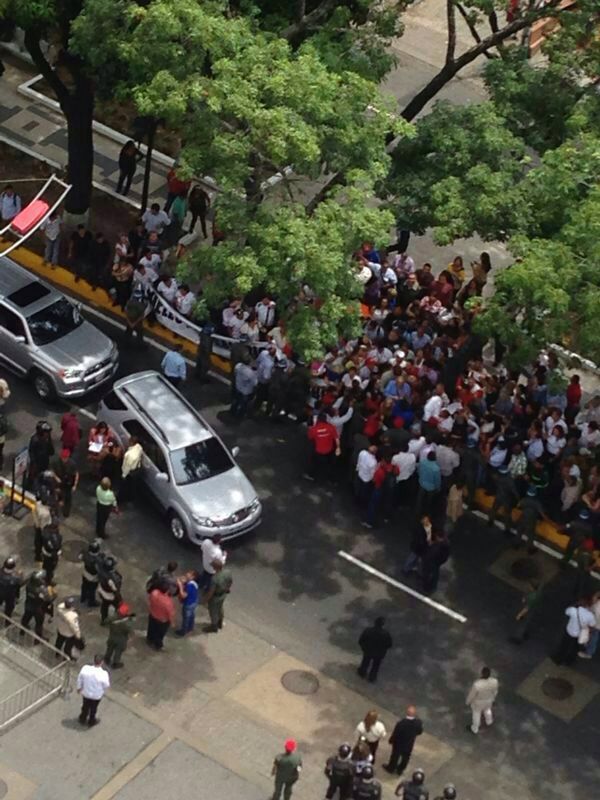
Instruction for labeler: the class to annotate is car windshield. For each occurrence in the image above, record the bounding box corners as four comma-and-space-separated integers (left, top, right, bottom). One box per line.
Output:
27, 297, 83, 346
170, 437, 233, 485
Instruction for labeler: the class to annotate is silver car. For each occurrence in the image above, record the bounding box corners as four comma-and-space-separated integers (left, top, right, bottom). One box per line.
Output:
0, 256, 118, 399
98, 371, 262, 543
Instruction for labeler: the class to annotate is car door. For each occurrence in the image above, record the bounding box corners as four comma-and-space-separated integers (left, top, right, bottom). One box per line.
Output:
121, 419, 172, 509
0, 303, 29, 375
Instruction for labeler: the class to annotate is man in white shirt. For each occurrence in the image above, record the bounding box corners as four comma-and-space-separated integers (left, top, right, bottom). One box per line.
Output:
255, 296, 276, 329
77, 654, 110, 727
466, 667, 499, 734
133, 263, 158, 294
0, 184, 22, 222
120, 436, 144, 503
41, 211, 62, 265
138, 248, 162, 272
393, 252, 415, 277
391, 444, 417, 504
200, 534, 227, 591
175, 284, 195, 317
408, 433, 426, 459
142, 203, 170, 234
156, 275, 178, 305
355, 445, 378, 504
423, 384, 449, 422
553, 601, 596, 665
436, 442, 460, 479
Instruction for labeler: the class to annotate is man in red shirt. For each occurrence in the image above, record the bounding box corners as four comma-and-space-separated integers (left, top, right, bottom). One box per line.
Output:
363, 449, 399, 528
305, 412, 339, 482
60, 411, 81, 456
147, 582, 175, 651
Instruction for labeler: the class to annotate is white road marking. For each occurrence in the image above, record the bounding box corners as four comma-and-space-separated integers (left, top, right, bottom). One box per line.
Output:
78, 407, 96, 420
338, 550, 468, 623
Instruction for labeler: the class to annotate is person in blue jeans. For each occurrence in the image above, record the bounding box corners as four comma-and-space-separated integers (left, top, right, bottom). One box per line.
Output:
176, 570, 200, 636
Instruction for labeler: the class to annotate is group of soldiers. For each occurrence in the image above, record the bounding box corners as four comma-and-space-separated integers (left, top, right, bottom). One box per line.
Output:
322, 745, 456, 800
0, 451, 133, 666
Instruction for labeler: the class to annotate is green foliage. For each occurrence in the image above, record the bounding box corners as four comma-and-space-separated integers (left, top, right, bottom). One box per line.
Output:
73, 0, 406, 357
386, 101, 526, 244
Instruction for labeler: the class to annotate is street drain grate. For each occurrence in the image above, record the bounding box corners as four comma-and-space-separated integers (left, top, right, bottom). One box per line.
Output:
510, 558, 540, 581
542, 677, 574, 700
281, 670, 320, 695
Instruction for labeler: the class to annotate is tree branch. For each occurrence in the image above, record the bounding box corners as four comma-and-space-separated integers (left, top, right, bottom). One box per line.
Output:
400, 0, 565, 121
455, 2, 495, 59
446, 0, 457, 65
23, 30, 71, 109
280, 0, 340, 45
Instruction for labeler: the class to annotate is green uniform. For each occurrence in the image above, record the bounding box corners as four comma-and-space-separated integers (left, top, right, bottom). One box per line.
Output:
516, 496, 543, 547
489, 473, 519, 530
273, 751, 302, 800
104, 615, 134, 666
208, 569, 232, 629
125, 297, 146, 343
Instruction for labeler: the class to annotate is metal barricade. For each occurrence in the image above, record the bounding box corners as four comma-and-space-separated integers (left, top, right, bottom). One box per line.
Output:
0, 611, 71, 732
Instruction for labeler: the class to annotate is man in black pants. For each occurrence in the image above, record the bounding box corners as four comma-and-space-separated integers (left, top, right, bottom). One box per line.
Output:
357, 617, 393, 683
383, 705, 423, 776
77, 655, 110, 727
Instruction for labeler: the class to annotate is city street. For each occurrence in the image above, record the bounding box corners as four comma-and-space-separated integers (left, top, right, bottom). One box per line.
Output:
0, 310, 598, 800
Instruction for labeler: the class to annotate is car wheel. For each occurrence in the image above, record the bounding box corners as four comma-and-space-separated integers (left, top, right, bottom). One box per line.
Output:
32, 370, 56, 401
169, 512, 187, 541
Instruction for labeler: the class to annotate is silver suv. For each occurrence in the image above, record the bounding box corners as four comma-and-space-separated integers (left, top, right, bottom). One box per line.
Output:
98, 371, 262, 543
0, 256, 118, 399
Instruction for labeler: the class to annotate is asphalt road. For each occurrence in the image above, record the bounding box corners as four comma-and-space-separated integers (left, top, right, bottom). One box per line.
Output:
0, 313, 598, 799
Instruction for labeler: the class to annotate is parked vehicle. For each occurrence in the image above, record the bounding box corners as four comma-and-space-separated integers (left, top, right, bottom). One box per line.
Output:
98, 371, 262, 543
0, 256, 118, 399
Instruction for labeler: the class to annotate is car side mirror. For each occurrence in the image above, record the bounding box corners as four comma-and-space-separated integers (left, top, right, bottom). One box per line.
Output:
231, 446, 240, 458
155, 472, 169, 483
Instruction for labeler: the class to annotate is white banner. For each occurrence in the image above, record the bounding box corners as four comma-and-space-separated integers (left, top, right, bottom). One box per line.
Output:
147, 287, 202, 345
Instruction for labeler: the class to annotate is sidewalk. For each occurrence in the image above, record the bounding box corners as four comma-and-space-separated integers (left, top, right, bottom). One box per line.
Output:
0, 53, 170, 210
0, 509, 532, 800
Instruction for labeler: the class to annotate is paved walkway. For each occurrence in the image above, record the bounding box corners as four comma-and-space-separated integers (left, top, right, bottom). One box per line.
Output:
0, 52, 171, 210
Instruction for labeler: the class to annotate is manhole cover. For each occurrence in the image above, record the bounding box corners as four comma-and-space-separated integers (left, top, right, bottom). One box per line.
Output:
542, 677, 574, 700
281, 670, 320, 695
0, 779, 8, 798
510, 558, 540, 581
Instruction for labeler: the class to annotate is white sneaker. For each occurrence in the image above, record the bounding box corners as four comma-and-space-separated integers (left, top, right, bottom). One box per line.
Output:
578, 652, 592, 659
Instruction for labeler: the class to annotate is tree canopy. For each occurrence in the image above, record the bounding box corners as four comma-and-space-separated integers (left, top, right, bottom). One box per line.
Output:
73, 0, 408, 357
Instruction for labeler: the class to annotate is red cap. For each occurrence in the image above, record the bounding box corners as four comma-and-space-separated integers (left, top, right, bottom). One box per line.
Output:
117, 602, 131, 616
284, 739, 296, 752
60, 448, 71, 459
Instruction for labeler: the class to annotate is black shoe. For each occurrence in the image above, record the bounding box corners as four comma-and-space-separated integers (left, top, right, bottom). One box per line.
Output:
382, 765, 395, 774
112, 662, 124, 669
356, 668, 366, 679
78, 715, 86, 725
88, 718, 100, 727
88, 601, 99, 608
203, 625, 218, 633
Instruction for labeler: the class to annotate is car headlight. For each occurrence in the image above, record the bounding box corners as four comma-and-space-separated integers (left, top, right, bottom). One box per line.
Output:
192, 514, 215, 528
249, 498, 261, 511
59, 367, 83, 379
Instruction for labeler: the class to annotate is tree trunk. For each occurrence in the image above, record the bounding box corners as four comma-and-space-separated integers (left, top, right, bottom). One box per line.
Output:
63, 82, 94, 215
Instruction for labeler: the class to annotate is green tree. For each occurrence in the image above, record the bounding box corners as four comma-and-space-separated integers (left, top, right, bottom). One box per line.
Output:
73, 0, 405, 357
0, 0, 95, 214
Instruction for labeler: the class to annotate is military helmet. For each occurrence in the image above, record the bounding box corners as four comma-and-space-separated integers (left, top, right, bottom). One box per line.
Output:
89, 539, 102, 554
32, 569, 47, 583
103, 555, 117, 570
3, 556, 16, 571
338, 743, 351, 758
412, 769, 425, 785
442, 785, 457, 800
361, 766, 374, 780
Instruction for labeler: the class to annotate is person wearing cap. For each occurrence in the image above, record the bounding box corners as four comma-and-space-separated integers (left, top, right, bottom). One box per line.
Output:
561, 507, 594, 567
49, 448, 79, 518
55, 597, 82, 660
272, 738, 302, 800
104, 602, 135, 668
514, 486, 548, 553
27, 421, 54, 489
487, 464, 519, 533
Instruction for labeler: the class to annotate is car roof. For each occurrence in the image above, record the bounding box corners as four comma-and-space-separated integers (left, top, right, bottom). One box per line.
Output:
0, 256, 59, 314
113, 371, 212, 450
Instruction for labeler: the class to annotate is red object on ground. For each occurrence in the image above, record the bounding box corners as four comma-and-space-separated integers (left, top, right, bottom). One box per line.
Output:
10, 200, 50, 235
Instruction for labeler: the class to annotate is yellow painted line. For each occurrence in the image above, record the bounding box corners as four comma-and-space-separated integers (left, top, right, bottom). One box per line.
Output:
3, 238, 225, 368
